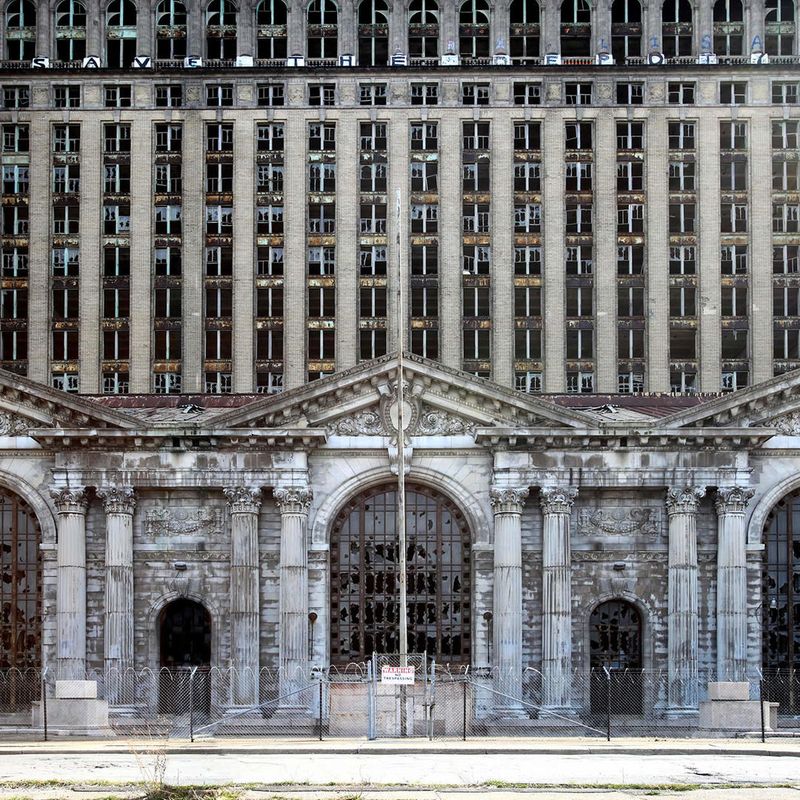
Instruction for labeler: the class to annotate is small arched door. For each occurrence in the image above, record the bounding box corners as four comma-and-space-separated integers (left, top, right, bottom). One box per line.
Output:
158, 599, 211, 713
589, 599, 643, 714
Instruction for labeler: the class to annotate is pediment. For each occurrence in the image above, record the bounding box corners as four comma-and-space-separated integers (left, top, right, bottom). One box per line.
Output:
0, 368, 138, 433
212, 353, 598, 433
657, 368, 800, 432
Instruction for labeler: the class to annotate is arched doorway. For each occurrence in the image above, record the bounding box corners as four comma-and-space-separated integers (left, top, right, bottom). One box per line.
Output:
158, 598, 211, 713
330, 483, 471, 664
763, 491, 800, 712
589, 599, 643, 714
0, 488, 42, 710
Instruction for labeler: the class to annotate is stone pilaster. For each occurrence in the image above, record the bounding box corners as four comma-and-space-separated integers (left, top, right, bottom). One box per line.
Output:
51, 487, 89, 680
97, 486, 136, 705
714, 486, 754, 682
224, 486, 263, 706
490, 486, 529, 703
274, 486, 312, 697
666, 485, 705, 711
540, 485, 577, 709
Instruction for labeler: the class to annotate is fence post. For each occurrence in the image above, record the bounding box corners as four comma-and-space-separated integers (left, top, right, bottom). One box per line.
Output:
189, 667, 195, 743
318, 680, 323, 742
759, 677, 766, 744
462, 680, 467, 741
605, 668, 611, 742
41, 670, 48, 742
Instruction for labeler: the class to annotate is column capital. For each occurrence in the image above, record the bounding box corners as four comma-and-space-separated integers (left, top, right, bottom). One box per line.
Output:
665, 485, 705, 515
714, 486, 755, 515
539, 486, 578, 514
96, 485, 136, 515
224, 486, 263, 513
490, 486, 529, 513
50, 486, 88, 514
274, 486, 313, 514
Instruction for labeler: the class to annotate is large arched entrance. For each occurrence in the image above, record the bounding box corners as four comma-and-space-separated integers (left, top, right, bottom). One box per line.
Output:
0, 488, 42, 710
589, 599, 643, 714
763, 491, 800, 712
330, 483, 471, 664
158, 598, 211, 713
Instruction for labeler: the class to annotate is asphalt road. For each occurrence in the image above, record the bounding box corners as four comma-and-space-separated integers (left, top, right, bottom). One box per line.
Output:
0, 751, 798, 788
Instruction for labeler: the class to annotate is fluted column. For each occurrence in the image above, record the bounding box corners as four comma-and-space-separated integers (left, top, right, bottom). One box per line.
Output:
51, 488, 89, 680
225, 486, 262, 706
540, 486, 577, 709
490, 487, 529, 703
275, 486, 312, 698
97, 486, 136, 705
666, 485, 705, 711
715, 486, 754, 682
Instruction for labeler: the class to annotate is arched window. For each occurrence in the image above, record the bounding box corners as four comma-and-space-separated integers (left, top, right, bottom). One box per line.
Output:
206, 0, 238, 60
766, 0, 795, 55
662, 0, 693, 57
155, 0, 187, 60
763, 491, 800, 713
106, 0, 137, 68
330, 484, 471, 664
408, 0, 439, 59
561, 0, 591, 57
256, 0, 287, 60
589, 599, 643, 714
713, 0, 744, 55
4, 0, 36, 61
611, 0, 641, 61
0, 490, 42, 671
358, 0, 388, 66
459, 0, 490, 59
510, 0, 540, 62
55, 0, 87, 61
307, 0, 338, 60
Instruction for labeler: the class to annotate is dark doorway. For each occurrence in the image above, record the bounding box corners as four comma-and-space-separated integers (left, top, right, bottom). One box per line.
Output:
158, 598, 211, 714
589, 600, 643, 714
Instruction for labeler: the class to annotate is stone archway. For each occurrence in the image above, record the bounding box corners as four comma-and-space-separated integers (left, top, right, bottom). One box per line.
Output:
329, 482, 472, 665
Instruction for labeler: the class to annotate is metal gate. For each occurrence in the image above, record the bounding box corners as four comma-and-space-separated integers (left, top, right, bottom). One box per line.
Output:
368, 653, 431, 738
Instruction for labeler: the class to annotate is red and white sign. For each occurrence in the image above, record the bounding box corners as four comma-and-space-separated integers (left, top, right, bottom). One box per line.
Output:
381, 666, 415, 685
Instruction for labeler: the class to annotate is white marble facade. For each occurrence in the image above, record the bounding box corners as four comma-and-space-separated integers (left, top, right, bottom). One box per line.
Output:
2, 352, 800, 713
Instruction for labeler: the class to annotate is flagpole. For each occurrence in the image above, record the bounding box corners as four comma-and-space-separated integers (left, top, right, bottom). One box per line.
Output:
396, 187, 408, 667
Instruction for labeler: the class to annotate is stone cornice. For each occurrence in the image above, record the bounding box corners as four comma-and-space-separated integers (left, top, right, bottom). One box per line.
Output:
539, 486, 578, 514
715, 486, 755, 515
224, 486, 263, 513
96, 485, 136, 515
489, 486, 529, 513
274, 486, 313, 514
665, 485, 706, 515
50, 486, 89, 513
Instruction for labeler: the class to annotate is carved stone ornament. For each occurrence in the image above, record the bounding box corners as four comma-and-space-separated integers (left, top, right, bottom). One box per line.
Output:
96, 485, 136, 515
665, 485, 705, 515
539, 486, 578, 514
223, 486, 263, 513
145, 507, 224, 537
490, 486, 529, 513
50, 487, 89, 513
274, 486, 313, 514
766, 411, 800, 435
577, 507, 662, 537
168, 575, 192, 597
0, 412, 30, 436
715, 486, 755, 515
331, 410, 385, 436
417, 405, 475, 436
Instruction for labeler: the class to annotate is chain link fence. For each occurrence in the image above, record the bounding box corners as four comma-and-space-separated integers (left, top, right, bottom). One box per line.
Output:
1, 664, 798, 741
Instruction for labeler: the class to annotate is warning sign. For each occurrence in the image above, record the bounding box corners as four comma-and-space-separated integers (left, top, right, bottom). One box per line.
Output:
381, 666, 415, 685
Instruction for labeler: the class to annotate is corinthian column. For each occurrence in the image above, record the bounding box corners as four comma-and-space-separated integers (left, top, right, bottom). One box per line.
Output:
97, 486, 136, 705
224, 486, 262, 706
666, 485, 705, 711
274, 486, 312, 698
715, 486, 754, 682
540, 485, 577, 709
51, 487, 89, 680
490, 486, 529, 703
